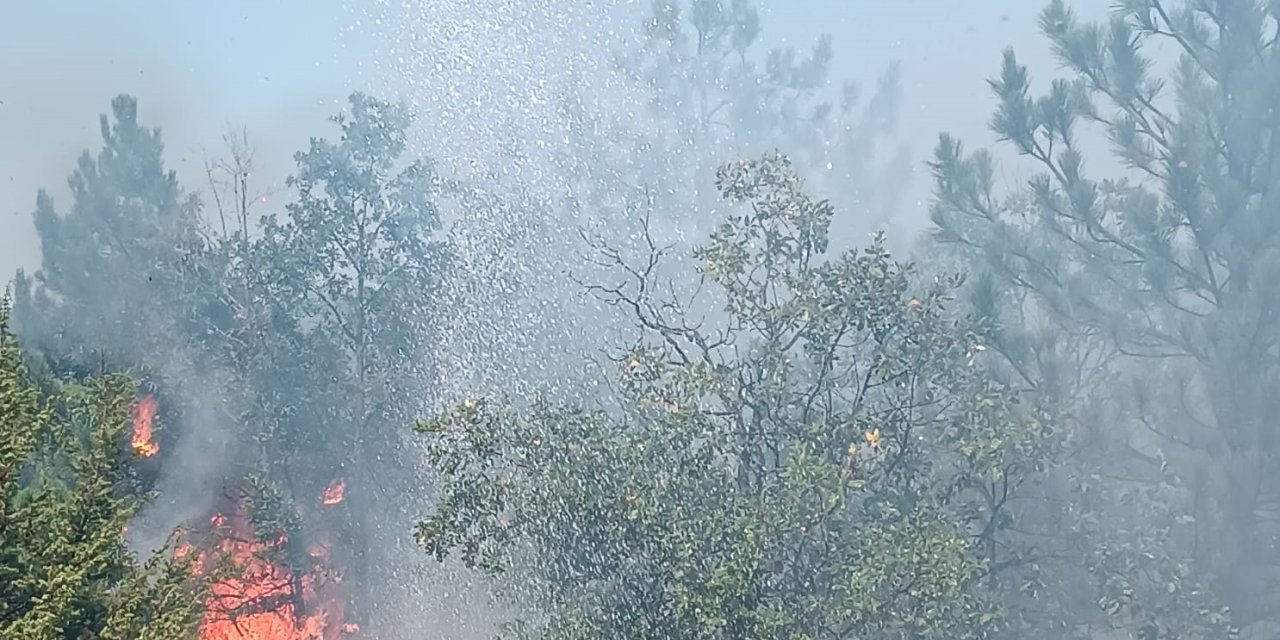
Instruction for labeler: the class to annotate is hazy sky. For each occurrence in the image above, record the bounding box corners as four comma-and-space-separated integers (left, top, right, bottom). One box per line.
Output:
0, 1, 374, 278
0, 0, 1112, 280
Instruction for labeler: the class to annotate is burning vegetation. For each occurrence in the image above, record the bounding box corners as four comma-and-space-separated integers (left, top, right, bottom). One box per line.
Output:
122, 387, 358, 638
122, 385, 356, 638
134, 394, 358, 640
320, 479, 345, 506
183, 487, 356, 640
131, 393, 160, 458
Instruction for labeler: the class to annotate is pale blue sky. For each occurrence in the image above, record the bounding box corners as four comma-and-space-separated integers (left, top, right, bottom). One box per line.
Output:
1, 0, 1113, 278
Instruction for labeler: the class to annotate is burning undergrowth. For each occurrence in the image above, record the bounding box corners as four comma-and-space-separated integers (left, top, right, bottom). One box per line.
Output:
131, 394, 359, 640
182, 484, 356, 640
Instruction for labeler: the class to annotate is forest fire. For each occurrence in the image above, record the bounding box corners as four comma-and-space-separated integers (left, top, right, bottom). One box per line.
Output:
130, 394, 160, 457
186, 498, 353, 640
194, 506, 350, 640
132, 391, 355, 638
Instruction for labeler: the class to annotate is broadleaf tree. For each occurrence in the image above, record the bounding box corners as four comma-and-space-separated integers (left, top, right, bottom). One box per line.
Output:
417, 154, 1058, 640
212, 92, 447, 627
244, 91, 442, 504
416, 0, 915, 455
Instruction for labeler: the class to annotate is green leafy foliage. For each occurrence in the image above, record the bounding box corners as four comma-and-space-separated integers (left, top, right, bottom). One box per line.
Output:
0, 297, 205, 640
418, 154, 1052, 639
930, 0, 1279, 636
255, 91, 443, 462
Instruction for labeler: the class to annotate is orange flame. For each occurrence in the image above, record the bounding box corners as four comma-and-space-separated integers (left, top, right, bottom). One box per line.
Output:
321, 479, 345, 506
190, 502, 352, 640
131, 394, 160, 458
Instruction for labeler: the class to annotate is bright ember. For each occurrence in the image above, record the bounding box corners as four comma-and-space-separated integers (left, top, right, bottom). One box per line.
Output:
321, 479, 345, 506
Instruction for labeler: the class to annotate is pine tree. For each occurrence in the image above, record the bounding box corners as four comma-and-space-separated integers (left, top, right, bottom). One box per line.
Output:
13, 95, 242, 581
930, 0, 1279, 636
16, 94, 215, 374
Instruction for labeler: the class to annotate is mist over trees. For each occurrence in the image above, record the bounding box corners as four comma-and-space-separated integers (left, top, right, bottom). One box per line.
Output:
2, 0, 1278, 639
418, 154, 1037, 639
422, 0, 912, 414
931, 0, 1280, 637
625, 0, 911, 230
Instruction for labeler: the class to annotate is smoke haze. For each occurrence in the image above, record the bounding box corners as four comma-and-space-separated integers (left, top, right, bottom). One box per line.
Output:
2, 0, 1113, 278
18, 2, 1263, 640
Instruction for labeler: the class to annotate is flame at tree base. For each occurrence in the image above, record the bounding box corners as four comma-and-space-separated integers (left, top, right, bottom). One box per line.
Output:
185, 501, 354, 640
